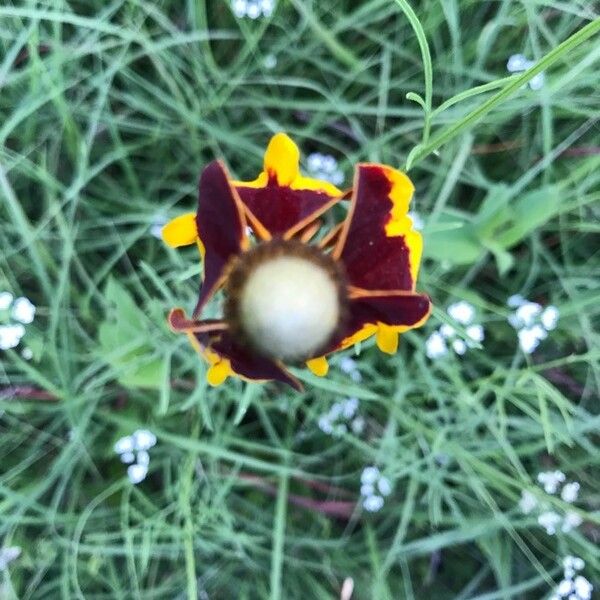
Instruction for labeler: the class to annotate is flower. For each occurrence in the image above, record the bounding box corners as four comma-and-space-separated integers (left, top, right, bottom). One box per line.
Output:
114, 429, 157, 484
306, 152, 345, 186
0, 292, 13, 311
506, 54, 545, 90
162, 133, 431, 390
11, 297, 36, 324
232, 0, 275, 19
508, 296, 559, 354
520, 471, 584, 535
318, 397, 364, 436
549, 557, 592, 600
426, 301, 484, 359
360, 466, 392, 512
0, 546, 21, 569
0, 324, 25, 350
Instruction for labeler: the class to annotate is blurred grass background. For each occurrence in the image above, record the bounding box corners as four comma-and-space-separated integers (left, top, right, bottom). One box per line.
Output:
1, 1, 599, 598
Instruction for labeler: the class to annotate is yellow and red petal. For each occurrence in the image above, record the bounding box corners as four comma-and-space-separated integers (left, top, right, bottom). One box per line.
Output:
333, 164, 421, 291
162, 212, 198, 248
193, 161, 248, 316
194, 330, 303, 391
329, 291, 431, 353
232, 133, 343, 237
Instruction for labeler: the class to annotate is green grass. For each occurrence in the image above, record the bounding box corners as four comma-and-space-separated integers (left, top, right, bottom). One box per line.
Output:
1, 1, 599, 598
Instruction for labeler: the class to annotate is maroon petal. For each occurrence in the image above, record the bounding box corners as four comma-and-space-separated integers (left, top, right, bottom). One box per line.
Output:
334, 164, 416, 290
195, 330, 303, 391
236, 184, 338, 238
193, 161, 247, 315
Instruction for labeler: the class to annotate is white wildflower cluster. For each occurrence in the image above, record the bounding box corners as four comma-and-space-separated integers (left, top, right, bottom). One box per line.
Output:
507, 54, 545, 90
306, 153, 345, 186
360, 466, 392, 512
0, 545, 21, 569
408, 210, 424, 231
231, 0, 275, 19
519, 470, 583, 535
318, 397, 364, 437
339, 356, 362, 383
150, 214, 167, 239
114, 429, 157, 484
0, 291, 35, 358
548, 556, 593, 600
425, 301, 485, 359
508, 295, 559, 354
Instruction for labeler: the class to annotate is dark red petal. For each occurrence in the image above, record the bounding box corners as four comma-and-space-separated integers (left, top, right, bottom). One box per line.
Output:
194, 161, 246, 315
194, 330, 303, 391
327, 292, 431, 350
336, 165, 413, 290
236, 183, 337, 237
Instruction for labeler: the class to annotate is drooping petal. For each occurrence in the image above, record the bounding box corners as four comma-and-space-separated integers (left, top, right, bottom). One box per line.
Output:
162, 212, 198, 248
232, 133, 343, 237
193, 161, 248, 315
330, 291, 431, 352
306, 356, 329, 377
334, 164, 422, 291
194, 330, 303, 391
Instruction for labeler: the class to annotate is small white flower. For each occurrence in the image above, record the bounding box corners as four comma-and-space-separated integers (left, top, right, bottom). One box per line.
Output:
150, 215, 167, 239
361, 466, 380, 485
537, 510, 561, 534
360, 483, 375, 497
507, 54, 528, 72
507, 294, 525, 308
114, 435, 134, 455
519, 490, 538, 514
452, 339, 467, 355
21, 347, 33, 360
408, 211, 424, 231
232, 0, 247, 17
137, 450, 150, 466
447, 301, 475, 325
0, 292, 13, 311
329, 402, 343, 420
573, 576, 593, 600
425, 331, 448, 359
263, 54, 277, 69
439, 324, 455, 338
11, 297, 36, 324
518, 327, 544, 354
343, 397, 358, 419
246, 2, 261, 19
537, 470, 566, 494
340, 356, 358, 374
377, 477, 392, 496
561, 482, 580, 504
351, 416, 365, 434
0, 324, 26, 350
133, 429, 157, 451
563, 556, 585, 572
260, 0, 275, 16
127, 463, 148, 484
120, 452, 135, 464
363, 495, 384, 512
541, 306, 559, 331
561, 511, 582, 532
466, 324, 485, 343
318, 415, 333, 434
529, 72, 545, 91
0, 546, 21, 569
516, 302, 542, 327
306, 152, 344, 186
557, 579, 574, 596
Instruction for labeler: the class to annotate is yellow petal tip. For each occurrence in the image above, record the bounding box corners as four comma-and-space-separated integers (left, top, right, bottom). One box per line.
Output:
206, 360, 231, 386
264, 132, 300, 185
376, 325, 399, 355
162, 213, 197, 248
306, 356, 329, 377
